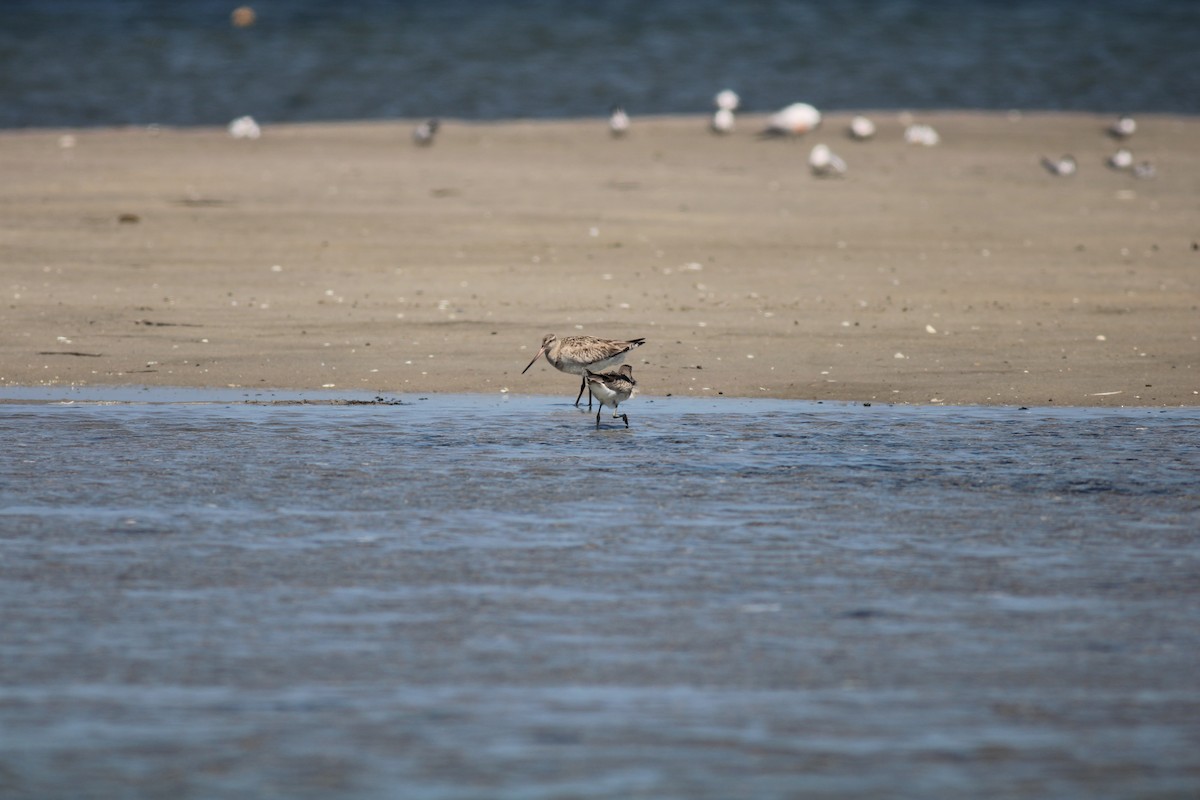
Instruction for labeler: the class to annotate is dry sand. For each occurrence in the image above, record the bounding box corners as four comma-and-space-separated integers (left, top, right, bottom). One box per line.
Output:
2, 112, 1197, 406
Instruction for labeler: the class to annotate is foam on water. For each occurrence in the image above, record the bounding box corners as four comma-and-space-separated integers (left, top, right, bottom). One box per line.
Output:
2, 389, 1199, 798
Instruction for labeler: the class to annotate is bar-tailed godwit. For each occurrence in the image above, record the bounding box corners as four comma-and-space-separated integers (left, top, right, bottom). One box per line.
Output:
522, 333, 645, 409
585, 365, 637, 428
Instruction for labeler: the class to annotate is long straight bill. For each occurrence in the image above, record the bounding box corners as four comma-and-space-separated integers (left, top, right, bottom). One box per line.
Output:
521, 347, 546, 374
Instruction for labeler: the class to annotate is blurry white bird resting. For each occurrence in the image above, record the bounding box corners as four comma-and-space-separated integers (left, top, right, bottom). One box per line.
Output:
710, 107, 735, 134
1041, 154, 1077, 177
809, 143, 847, 177
1109, 114, 1137, 139
848, 115, 876, 140
759, 103, 821, 137
1107, 148, 1134, 170
228, 115, 261, 140
904, 123, 940, 146
609, 106, 630, 137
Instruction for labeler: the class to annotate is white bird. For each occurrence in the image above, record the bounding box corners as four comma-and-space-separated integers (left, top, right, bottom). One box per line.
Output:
227, 115, 261, 140
1133, 161, 1156, 180
710, 107, 735, 134
809, 143, 847, 177
1041, 154, 1077, 177
904, 123, 940, 146
412, 119, 439, 146
758, 102, 822, 137
585, 365, 637, 428
847, 115, 876, 140
1107, 148, 1134, 170
1108, 114, 1137, 139
714, 89, 740, 112
609, 106, 630, 137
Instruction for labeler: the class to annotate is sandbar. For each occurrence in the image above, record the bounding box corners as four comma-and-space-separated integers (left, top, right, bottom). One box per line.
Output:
2, 112, 1197, 406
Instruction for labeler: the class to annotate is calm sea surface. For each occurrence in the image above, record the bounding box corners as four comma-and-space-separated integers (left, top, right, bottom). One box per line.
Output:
2, 0, 1198, 129
1, 389, 1198, 798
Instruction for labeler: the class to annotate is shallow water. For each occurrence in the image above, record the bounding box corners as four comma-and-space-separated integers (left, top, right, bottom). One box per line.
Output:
2, 389, 1199, 799
3, 0, 1199, 128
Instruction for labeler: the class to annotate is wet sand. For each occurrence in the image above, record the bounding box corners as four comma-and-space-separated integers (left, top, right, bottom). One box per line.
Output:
2, 112, 1197, 405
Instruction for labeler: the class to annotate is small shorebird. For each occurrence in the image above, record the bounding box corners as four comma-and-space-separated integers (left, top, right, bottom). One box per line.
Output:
809, 143, 847, 177
522, 333, 646, 409
758, 102, 822, 137
1108, 114, 1137, 139
847, 115, 876, 141
609, 106, 630, 137
585, 365, 637, 428
710, 107, 735, 134
1041, 154, 1077, 176
412, 118, 439, 146
1107, 147, 1134, 170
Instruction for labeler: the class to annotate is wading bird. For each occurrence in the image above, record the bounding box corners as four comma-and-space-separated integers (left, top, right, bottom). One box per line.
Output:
522, 333, 645, 409
585, 365, 637, 428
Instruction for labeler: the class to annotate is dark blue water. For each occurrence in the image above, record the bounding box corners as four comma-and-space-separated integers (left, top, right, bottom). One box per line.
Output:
2, 389, 1199, 798
3, 0, 1198, 129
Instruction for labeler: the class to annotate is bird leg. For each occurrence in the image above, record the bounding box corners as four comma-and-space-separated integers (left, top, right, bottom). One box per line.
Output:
621, 414, 629, 428
595, 408, 602, 428
574, 376, 593, 409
